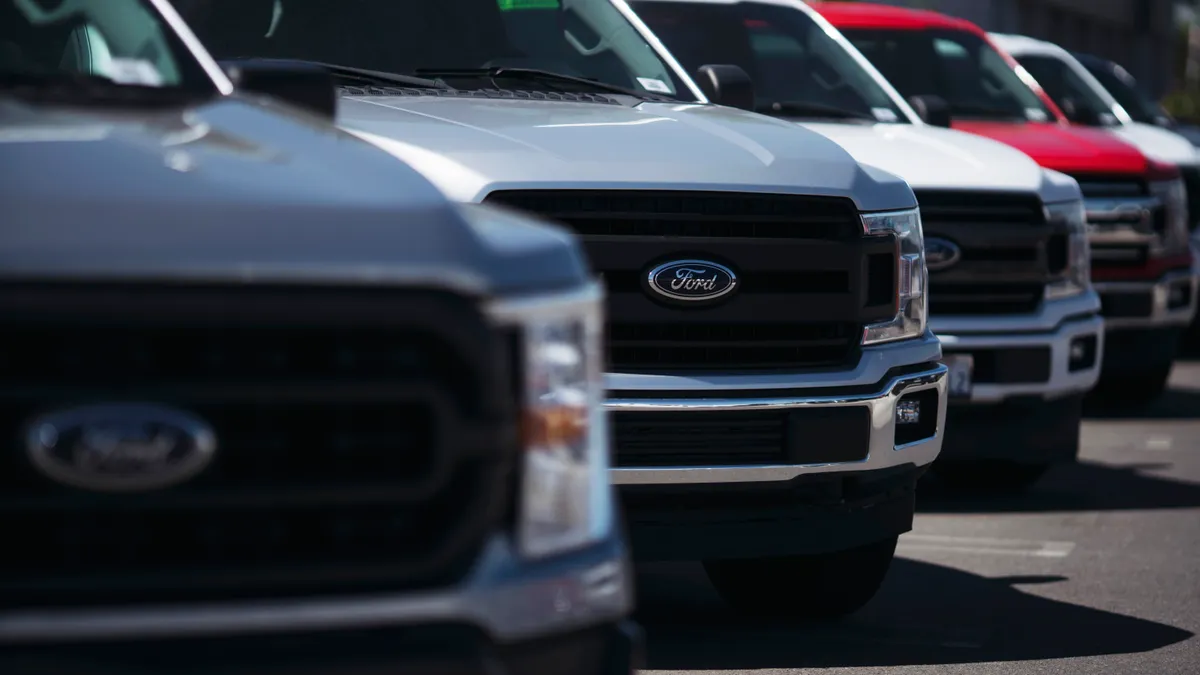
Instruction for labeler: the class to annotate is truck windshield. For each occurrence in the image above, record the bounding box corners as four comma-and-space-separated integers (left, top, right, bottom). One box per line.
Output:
176, 0, 695, 100
630, 0, 906, 123
0, 0, 215, 96
1078, 58, 1163, 126
839, 27, 1056, 123
1013, 54, 1120, 127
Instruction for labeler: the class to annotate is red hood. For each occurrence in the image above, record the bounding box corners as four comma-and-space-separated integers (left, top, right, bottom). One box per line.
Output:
953, 120, 1149, 176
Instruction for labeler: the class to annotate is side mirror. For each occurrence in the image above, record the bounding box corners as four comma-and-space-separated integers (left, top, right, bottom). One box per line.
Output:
1058, 97, 1102, 126
907, 95, 952, 128
694, 64, 755, 111
221, 59, 338, 121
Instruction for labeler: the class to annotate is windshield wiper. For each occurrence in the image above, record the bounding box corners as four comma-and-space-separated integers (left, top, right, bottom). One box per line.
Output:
755, 101, 878, 122
218, 58, 447, 90
413, 66, 671, 100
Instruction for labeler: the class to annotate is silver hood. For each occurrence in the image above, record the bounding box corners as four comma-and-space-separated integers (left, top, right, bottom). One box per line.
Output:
0, 95, 589, 295
339, 96, 916, 212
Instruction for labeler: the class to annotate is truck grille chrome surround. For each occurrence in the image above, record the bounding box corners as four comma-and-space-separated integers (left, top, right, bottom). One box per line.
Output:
484, 190, 897, 372
0, 284, 516, 610
1070, 174, 1175, 270
914, 190, 1066, 316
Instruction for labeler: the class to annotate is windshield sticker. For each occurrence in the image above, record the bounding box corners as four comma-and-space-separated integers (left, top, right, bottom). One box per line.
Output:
497, 0, 561, 10
636, 77, 672, 94
872, 107, 898, 123
1025, 108, 1049, 122
105, 59, 164, 87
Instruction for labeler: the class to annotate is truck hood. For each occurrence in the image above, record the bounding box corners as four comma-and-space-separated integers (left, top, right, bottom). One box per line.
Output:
338, 95, 916, 212
1109, 122, 1200, 167
0, 96, 587, 295
798, 121, 1081, 203
953, 120, 1149, 176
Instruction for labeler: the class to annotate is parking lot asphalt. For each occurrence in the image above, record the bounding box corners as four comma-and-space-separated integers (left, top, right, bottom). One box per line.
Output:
634, 360, 1200, 675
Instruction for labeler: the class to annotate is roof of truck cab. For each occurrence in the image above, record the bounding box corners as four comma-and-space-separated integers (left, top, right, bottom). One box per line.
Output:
807, 1, 985, 35
988, 32, 1065, 58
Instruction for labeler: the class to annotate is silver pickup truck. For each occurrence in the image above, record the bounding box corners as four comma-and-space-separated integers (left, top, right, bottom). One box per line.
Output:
0, 0, 639, 671
180, 0, 948, 619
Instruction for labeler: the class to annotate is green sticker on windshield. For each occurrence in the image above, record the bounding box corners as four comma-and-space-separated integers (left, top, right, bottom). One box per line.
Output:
497, 0, 560, 10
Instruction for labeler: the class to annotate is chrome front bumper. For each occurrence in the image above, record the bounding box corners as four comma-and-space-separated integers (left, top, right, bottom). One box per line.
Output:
930, 291, 1104, 404
608, 351, 948, 485
1095, 268, 1198, 330
0, 535, 632, 645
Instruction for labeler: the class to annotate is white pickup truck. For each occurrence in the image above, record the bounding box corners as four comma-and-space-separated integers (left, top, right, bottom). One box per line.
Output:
629, 0, 1101, 492
177, 0, 949, 620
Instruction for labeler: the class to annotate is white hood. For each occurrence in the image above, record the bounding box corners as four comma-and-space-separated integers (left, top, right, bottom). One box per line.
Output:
798, 121, 1082, 204
338, 95, 916, 212
1111, 122, 1200, 168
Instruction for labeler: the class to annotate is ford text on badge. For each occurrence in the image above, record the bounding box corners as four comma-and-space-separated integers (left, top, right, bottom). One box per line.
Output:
646, 259, 739, 303
25, 403, 217, 492
923, 237, 963, 273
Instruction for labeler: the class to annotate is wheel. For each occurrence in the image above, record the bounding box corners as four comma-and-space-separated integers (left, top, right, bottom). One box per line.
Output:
702, 537, 898, 620
930, 460, 1050, 495
1092, 365, 1173, 407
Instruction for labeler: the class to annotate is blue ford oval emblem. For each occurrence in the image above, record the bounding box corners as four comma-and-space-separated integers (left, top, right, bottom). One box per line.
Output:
924, 237, 962, 272
25, 403, 217, 492
646, 259, 739, 303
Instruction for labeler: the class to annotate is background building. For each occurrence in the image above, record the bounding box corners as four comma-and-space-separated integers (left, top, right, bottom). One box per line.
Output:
863, 0, 1180, 97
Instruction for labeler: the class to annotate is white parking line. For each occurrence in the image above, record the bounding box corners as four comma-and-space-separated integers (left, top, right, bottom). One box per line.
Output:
898, 534, 1075, 558
1145, 436, 1174, 450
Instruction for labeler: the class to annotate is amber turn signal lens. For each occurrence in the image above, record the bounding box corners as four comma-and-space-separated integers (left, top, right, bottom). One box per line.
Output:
522, 406, 588, 448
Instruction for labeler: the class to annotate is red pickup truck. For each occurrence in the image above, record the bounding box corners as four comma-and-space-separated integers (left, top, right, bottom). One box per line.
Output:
814, 1, 1197, 404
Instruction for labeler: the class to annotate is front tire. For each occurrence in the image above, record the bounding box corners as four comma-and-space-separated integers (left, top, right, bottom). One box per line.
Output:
702, 537, 898, 620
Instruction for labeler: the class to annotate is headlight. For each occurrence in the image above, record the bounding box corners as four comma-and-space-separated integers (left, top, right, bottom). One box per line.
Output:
1045, 199, 1091, 300
1149, 177, 1190, 256
495, 284, 612, 560
862, 208, 927, 345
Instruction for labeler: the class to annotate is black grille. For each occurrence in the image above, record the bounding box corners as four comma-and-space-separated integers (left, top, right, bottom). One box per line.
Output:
955, 348, 1053, 384
1181, 165, 1200, 232
613, 407, 871, 467
1069, 173, 1165, 270
1101, 291, 1155, 318
916, 191, 1062, 316
1072, 175, 1148, 199
0, 284, 515, 609
486, 190, 894, 373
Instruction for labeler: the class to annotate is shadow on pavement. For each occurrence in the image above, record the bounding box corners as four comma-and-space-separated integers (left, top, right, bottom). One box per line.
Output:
1082, 359, 1200, 420
1083, 387, 1200, 420
917, 460, 1200, 513
635, 558, 1192, 670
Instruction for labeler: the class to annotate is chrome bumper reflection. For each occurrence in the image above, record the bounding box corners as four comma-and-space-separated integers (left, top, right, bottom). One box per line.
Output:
1096, 268, 1198, 330
608, 364, 947, 485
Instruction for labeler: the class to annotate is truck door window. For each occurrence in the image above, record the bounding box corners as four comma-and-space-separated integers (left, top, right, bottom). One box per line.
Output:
1016, 54, 1119, 126
2, 0, 214, 94
179, 0, 692, 99
630, 1, 905, 121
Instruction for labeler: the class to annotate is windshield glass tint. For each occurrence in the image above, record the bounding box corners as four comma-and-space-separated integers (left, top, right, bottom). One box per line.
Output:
841, 28, 1054, 122
630, 0, 905, 122
1080, 60, 1160, 124
1015, 54, 1118, 126
0, 0, 207, 88
177, 0, 693, 99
